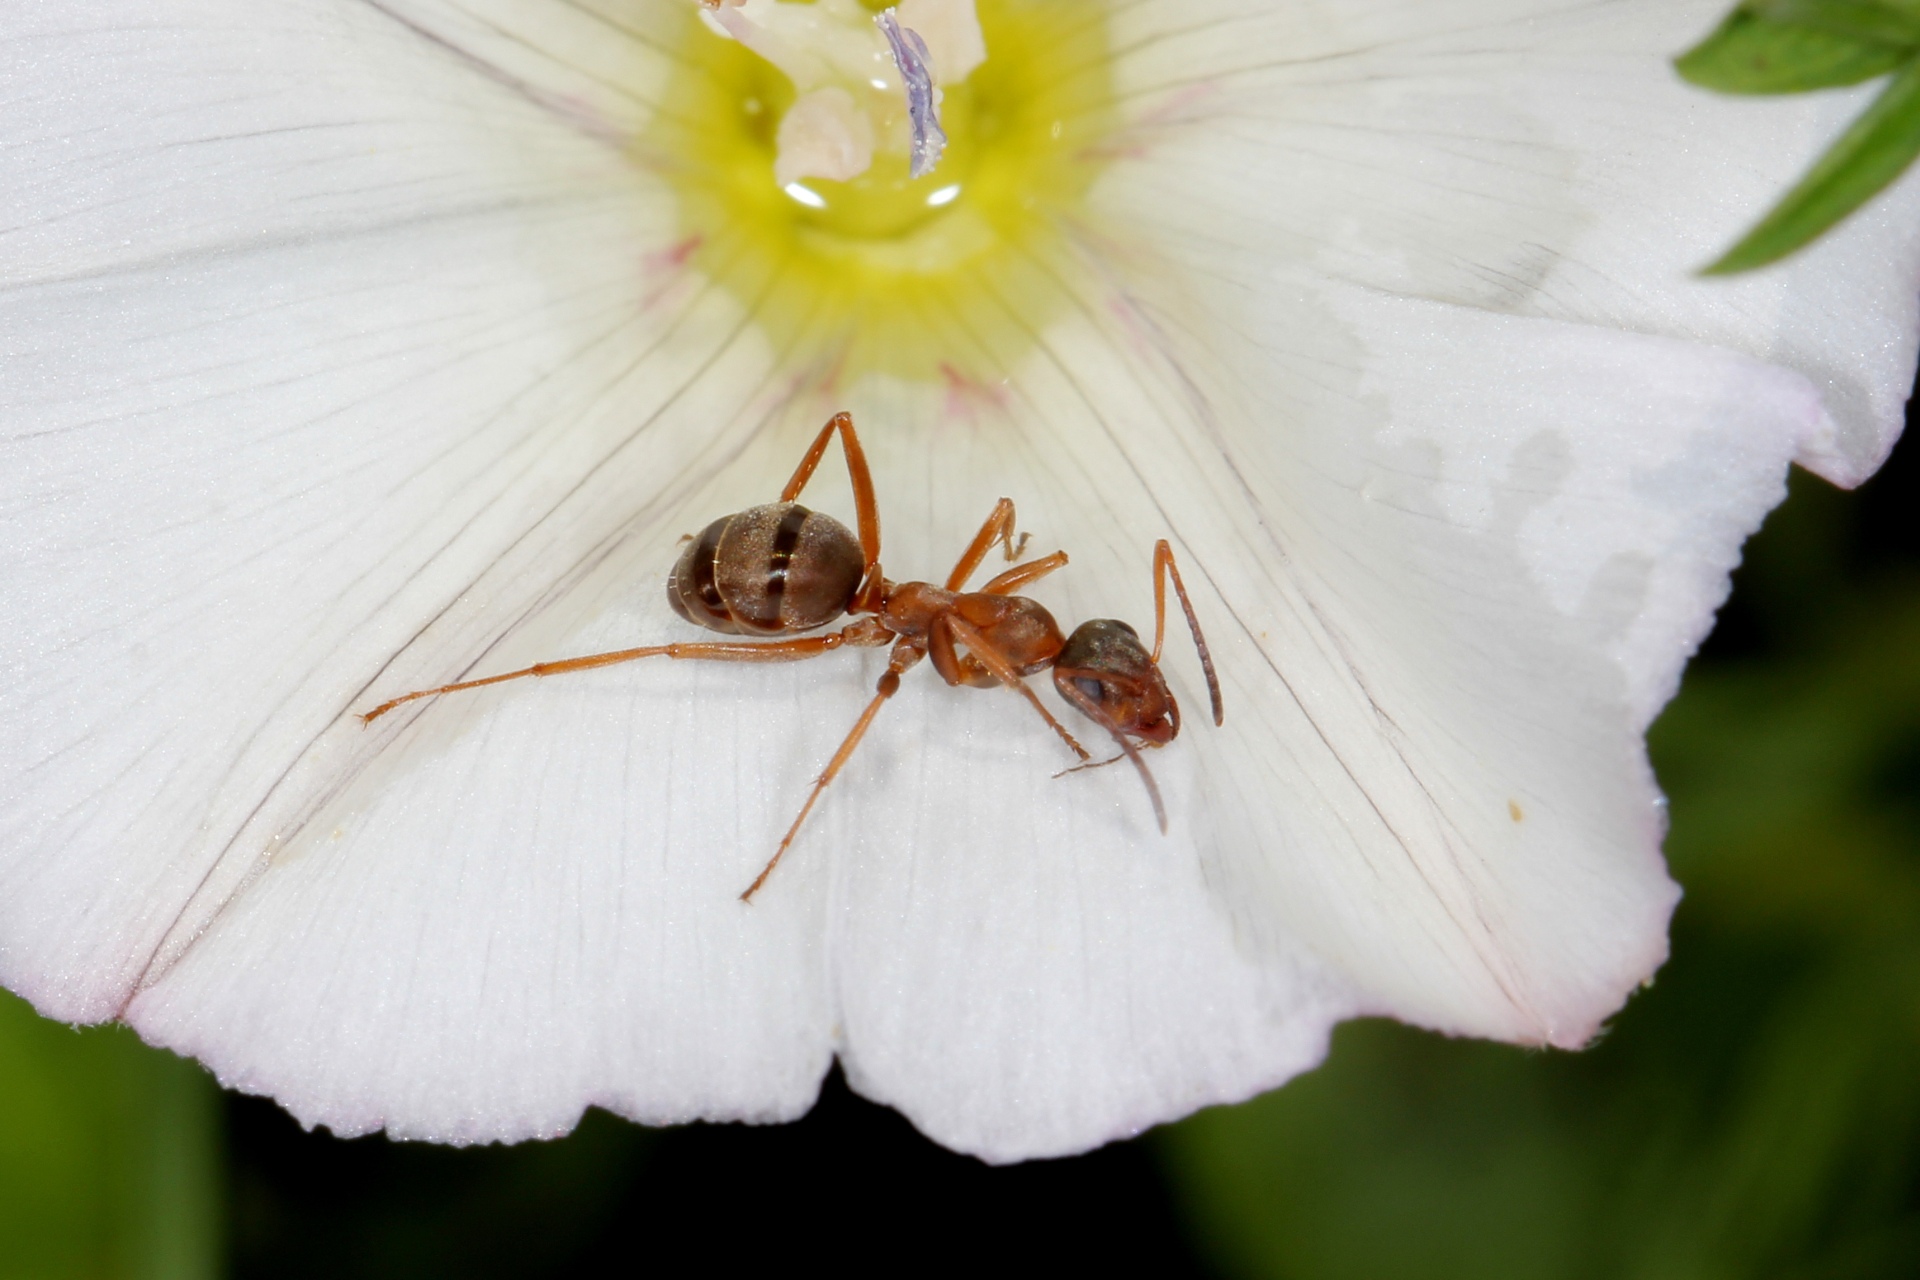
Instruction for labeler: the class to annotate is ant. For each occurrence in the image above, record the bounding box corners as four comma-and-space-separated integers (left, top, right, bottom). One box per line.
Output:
363, 412, 1223, 901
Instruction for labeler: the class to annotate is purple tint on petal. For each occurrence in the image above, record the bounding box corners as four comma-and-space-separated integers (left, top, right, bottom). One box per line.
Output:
876, 8, 947, 179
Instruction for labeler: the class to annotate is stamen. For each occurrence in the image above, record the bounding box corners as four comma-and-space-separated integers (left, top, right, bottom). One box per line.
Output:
876, 9, 947, 179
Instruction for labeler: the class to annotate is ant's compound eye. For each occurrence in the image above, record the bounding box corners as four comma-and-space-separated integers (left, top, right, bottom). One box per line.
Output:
1073, 676, 1107, 706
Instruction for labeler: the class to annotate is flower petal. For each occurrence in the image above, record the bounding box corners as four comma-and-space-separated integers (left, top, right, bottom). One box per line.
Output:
2, 0, 668, 283
803, 262, 1826, 1155
2, 0, 1913, 1166
0, 0, 760, 1028
1103, 0, 1920, 483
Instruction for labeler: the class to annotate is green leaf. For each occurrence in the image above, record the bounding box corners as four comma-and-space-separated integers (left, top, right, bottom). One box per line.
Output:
1749, 0, 1920, 47
1678, 10, 1910, 94
1707, 57, 1920, 272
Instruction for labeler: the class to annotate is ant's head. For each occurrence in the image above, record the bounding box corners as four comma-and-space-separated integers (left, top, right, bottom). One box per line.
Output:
1052, 618, 1179, 745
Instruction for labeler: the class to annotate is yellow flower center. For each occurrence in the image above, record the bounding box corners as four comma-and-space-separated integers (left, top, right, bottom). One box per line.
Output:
649, 0, 1115, 383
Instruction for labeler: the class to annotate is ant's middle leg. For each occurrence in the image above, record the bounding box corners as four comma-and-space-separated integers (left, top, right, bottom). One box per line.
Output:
360, 617, 895, 724
943, 498, 1035, 591
742, 635, 926, 902
780, 411, 881, 573
979, 550, 1068, 597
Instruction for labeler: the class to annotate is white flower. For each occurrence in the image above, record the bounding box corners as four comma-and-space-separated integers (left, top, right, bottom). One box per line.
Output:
1, 0, 1914, 1163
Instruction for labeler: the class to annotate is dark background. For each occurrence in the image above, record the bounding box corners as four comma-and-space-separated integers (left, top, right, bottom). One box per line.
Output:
225, 1066, 1208, 1277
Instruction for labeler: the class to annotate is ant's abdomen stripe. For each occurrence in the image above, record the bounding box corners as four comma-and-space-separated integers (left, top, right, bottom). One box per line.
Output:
690, 520, 728, 620
762, 504, 812, 623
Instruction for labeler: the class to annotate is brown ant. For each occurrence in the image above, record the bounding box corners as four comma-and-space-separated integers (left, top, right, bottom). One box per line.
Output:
362, 412, 1222, 901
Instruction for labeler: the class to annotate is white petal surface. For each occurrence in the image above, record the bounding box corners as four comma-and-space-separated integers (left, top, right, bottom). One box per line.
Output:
0, 0, 1913, 1163
941, 267, 1819, 1054
0, 0, 758, 1026
3, 0, 663, 285
1106, 0, 1920, 482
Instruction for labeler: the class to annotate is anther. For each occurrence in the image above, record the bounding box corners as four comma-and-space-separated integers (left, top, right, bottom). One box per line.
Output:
877, 9, 946, 178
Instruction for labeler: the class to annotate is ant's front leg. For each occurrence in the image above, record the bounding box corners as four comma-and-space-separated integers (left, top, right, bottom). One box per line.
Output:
930, 615, 1090, 762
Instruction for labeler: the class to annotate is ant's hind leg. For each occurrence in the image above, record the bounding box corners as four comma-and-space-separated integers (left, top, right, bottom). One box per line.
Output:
360, 622, 891, 725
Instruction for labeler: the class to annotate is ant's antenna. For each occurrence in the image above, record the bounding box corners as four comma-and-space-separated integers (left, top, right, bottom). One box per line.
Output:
1053, 680, 1167, 834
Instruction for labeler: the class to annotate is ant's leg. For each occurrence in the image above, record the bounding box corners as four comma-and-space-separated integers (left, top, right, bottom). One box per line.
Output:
936, 616, 1090, 761
979, 550, 1068, 596
1152, 540, 1223, 726
1054, 679, 1167, 833
944, 498, 1033, 591
742, 637, 925, 902
1053, 753, 1131, 777
780, 411, 881, 573
360, 619, 894, 724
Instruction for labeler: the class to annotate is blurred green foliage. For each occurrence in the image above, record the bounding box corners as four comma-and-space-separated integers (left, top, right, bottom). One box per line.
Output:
1161, 465, 1920, 1278
0, 991, 220, 1279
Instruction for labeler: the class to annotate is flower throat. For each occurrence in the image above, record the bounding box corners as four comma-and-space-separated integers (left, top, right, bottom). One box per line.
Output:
648, 0, 1116, 384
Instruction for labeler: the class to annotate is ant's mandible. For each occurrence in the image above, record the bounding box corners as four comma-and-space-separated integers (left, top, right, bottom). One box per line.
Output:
362, 411, 1223, 901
